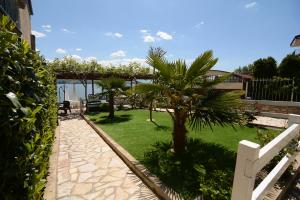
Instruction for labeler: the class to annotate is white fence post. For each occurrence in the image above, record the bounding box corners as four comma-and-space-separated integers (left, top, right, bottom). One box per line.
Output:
288, 114, 300, 127
231, 140, 260, 200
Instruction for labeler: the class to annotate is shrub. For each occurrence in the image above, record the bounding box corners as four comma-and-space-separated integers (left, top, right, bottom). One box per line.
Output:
142, 139, 236, 200
99, 103, 109, 112
0, 17, 57, 199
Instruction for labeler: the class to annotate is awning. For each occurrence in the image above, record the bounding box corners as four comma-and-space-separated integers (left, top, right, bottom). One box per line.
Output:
290, 35, 300, 47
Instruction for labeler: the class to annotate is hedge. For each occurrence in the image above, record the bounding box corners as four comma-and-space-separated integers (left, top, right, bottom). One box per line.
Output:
0, 16, 57, 199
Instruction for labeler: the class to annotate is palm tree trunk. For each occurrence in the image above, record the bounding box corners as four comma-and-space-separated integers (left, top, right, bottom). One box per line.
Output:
149, 101, 153, 122
172, 110, 187, 154
108, 92, 114, 119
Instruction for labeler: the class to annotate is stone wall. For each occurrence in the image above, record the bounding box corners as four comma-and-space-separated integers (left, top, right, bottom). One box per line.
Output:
244, 100, 300, 115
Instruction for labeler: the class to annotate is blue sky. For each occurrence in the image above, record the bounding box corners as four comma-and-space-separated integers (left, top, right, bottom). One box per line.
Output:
31, 0, 300, 71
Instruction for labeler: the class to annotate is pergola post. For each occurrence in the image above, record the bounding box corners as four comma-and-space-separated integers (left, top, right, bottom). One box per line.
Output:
92, 79, 94, 95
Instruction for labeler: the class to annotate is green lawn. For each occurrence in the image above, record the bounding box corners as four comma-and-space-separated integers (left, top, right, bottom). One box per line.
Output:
87, 109, 264, 161
87, 109, 279, 199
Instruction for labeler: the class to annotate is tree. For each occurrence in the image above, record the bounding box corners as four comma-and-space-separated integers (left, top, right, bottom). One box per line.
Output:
50, 57, 99, 104
278, 52, 300, 80
135, 48, 245, 154
97, 77, 126, 119
252, 57, 277, 78
234, 64, 254, 75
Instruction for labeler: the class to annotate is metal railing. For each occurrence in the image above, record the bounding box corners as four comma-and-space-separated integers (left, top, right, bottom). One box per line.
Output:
246, 79, 299, 102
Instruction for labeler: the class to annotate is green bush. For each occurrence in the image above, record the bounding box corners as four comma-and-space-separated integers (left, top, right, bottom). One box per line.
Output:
142, 139, 236, 200
99, 103, 109, 112
0, 17, 57, 199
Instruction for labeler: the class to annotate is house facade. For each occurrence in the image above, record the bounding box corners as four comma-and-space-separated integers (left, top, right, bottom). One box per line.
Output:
206, 70, 252, 90
0, 0, 34, 49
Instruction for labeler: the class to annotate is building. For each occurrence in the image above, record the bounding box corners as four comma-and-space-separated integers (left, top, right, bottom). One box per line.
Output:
206, 70, 252, 90
0, 0, 35, 49
290, 35, 300, 47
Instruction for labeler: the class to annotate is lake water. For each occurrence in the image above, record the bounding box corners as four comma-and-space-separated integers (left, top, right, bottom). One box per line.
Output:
56, 79, 151, 102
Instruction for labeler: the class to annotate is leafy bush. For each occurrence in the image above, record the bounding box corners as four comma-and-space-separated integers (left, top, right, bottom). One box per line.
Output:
0, 17, 57, 199
255, 128, 295, 184
99, 103, 109, 112
142, 139, 236, 200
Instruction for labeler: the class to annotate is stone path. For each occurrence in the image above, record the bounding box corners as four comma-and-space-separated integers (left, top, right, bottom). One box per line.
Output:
55, 116, 157, 200
251, 116, 288, 128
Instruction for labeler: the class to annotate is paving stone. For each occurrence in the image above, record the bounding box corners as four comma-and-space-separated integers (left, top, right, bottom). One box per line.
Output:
72, 183, 93, 195
78, 172, 92, 182
49, 117, 157, 199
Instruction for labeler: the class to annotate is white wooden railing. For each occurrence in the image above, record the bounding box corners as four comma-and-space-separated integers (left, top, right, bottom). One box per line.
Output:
231, 114, 300, 200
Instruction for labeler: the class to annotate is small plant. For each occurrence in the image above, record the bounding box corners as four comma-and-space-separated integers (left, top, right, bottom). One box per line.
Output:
255, 128, 297, 184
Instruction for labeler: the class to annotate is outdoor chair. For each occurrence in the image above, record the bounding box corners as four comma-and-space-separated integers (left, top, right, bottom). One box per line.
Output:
58, 101, 72, 114
86, 94, 102, 112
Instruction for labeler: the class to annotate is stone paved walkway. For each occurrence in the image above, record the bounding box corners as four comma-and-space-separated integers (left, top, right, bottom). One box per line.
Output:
251, 116, 288, 128
55, 116, 157, 200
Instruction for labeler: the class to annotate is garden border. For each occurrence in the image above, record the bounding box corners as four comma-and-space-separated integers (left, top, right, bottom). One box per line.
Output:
44, 124, 60, 200
81, 114, 182, 200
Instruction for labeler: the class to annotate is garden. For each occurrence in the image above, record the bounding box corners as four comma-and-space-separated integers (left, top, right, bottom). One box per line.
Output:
87, 110, 279, 199
82, 47, 281, 199
1, 12, 296, 200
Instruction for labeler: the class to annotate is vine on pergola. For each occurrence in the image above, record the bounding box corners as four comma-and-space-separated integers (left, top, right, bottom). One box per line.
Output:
49, 57, 153, 104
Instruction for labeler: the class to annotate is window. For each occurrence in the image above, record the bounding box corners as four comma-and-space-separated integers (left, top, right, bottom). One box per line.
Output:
0, 0, 19, 23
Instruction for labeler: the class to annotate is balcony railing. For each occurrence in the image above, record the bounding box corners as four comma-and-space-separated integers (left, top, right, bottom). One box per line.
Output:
0, 0, 19, 23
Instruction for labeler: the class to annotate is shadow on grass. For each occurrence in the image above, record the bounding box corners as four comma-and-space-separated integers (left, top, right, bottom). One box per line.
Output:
150, 121, 172, 131
141, 138, 237, 200
90, 114, 132, 124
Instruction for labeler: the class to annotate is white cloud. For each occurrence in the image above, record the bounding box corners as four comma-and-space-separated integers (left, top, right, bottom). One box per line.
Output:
56, 48, 67, 54
113, 51, 125, 58
140, 29, 148, 33
110, 50, 126, 58
245, 2, 257, 8
143, 35, 155, 43
61, 28, 75, 33
105, 32, 123, 38
41, 24, 52, 32
157, 31, 173, 40
85, 56, 97, 61
194, 21, 204, 29
98, 58, 147, 67
70, 55, 82, 61
114, 32, 123, 38
31, 30, 46, 38
75, 48, 83, 51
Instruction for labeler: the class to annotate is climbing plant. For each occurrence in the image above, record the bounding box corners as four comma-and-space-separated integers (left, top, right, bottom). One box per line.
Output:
0, 16, 57, 199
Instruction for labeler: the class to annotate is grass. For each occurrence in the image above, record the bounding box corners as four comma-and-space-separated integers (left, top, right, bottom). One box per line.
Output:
87, 109, 280, 199
87, 109, 267, 161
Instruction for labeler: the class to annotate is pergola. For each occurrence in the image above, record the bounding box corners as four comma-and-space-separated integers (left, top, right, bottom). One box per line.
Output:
55, 71, 154, 95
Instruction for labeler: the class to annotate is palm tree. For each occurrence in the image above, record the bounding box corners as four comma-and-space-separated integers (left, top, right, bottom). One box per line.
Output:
135, 48, 245, 154
97, 77, 126, 119
141, 90, 159, 122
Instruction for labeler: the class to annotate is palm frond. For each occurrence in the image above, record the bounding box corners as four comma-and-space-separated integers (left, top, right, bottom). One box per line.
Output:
146, 48, 173, 81
134, 83, 164, 94
96, 77, 126, 90
185, 50, 218, 82
189, 90, 245, 131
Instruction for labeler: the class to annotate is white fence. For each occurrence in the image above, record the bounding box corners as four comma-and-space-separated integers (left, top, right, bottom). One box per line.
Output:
231, 114, 300, 200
